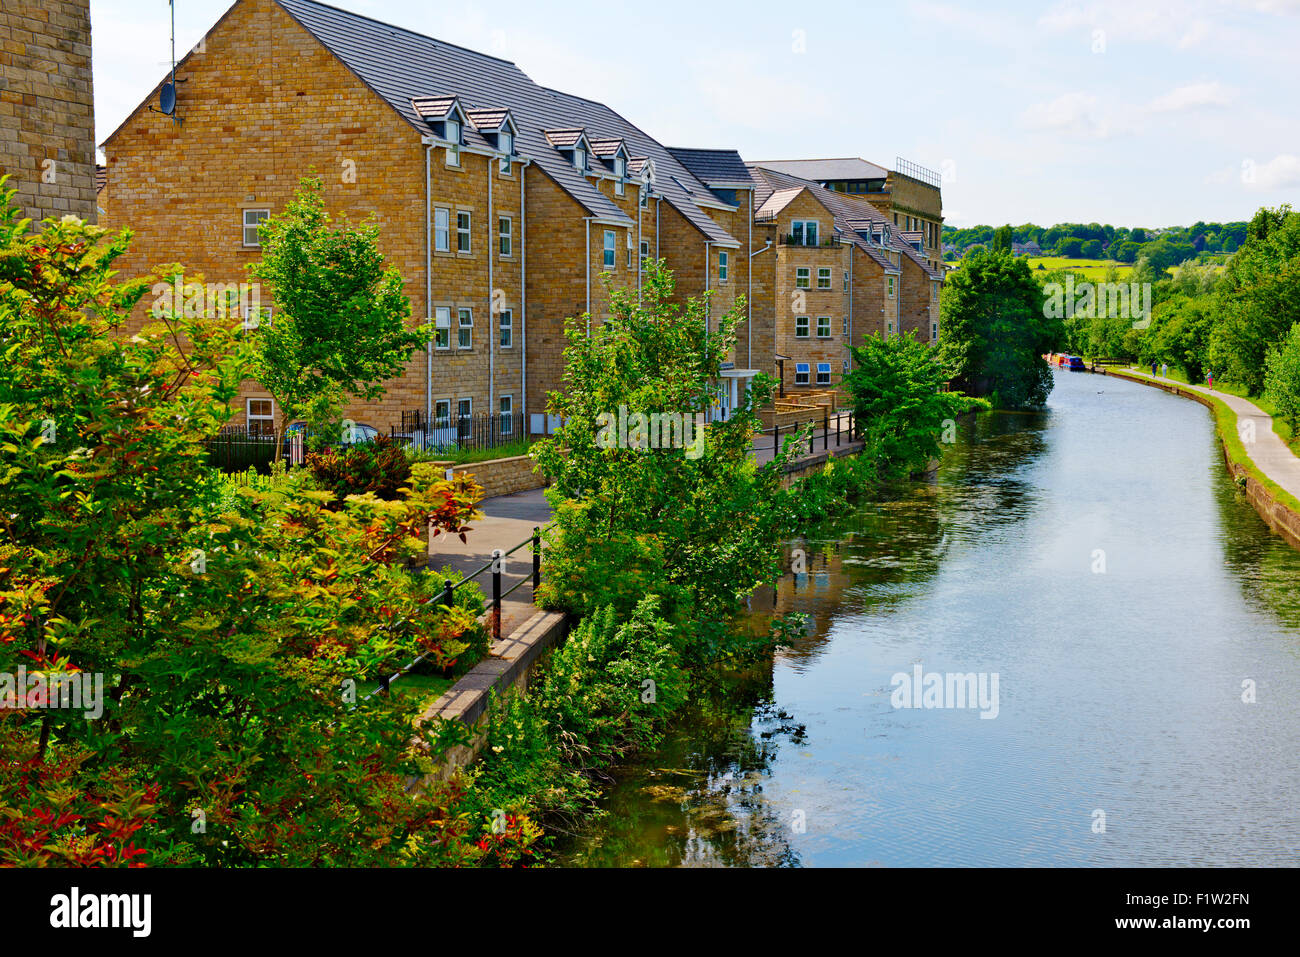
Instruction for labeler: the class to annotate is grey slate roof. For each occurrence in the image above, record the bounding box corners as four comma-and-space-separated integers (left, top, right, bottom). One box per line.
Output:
752, 157, 890, 182
275, 0, 632, 225
665, 148, 754, 188
537, 85, 740, 247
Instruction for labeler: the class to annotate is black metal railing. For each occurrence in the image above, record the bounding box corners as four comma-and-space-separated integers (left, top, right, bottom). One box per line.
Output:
778, 234, 845, 248
393, 411, 526, 454
760, 408, 859, 459
361, 526, 544, 703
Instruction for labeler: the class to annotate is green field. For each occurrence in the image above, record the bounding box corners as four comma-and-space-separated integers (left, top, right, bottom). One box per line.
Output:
945, 256, 1135, 281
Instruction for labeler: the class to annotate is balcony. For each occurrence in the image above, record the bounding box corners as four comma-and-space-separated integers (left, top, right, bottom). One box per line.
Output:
779, 234, 844, 248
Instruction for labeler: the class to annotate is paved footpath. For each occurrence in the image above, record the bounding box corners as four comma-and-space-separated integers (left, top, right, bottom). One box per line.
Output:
425, 487, 552, 639
1121, 367, 1300, 501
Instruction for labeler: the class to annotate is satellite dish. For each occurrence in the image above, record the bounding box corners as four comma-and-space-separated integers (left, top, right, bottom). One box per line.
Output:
160, 82, 176, 115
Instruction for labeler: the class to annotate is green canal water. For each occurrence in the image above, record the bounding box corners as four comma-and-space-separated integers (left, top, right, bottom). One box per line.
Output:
559, 369, 1300, 866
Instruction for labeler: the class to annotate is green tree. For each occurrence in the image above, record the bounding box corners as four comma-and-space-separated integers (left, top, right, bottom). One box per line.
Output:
532, 263, 798, 660
1208, 205, 1300, 394
0, 185, 496, 866
248, 175, 425, 455
991, 224, 1013, 253
1265, 322, 1300, 432
1056, 237, 1085, 258
1149, 295, 1212, 383
937, 247, 1061, 407
841, 332, 969, 478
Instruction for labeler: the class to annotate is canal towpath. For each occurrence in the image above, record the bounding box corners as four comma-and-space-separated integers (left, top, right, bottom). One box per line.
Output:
1113, 367, 1300, 503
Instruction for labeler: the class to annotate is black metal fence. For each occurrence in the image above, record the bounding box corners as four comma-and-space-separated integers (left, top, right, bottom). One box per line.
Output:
392, 411, 526, 454
204, 426, 279, 474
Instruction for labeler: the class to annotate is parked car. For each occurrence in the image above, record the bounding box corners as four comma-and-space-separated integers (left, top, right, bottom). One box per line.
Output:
283, 421, 378, 454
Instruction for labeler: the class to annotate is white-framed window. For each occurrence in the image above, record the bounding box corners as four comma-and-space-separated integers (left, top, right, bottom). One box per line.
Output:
842, 317, 849, 336
640, 185, 648, 207
603, 229, 616, 269
842, 359, 850, 374
434, 306, 451, 350
456, 212, 471, 253
445, 118, 461, 167
795, 267, 810, 289
887, 320, 895, 337
458, 398, 472, 421
816, 362, 831, 385
246, 397, 274, 435
243, 305, 273, 332
242, 209, 269, 247
795, 316, 810, 338
458, 308, 473, 349
932, 280, 939, 299
500, 309, 513, 348
499, 216, 512, 257
817, 316, 831, 338
627, 246, 634, 268
794, 362, 810, 385
791, 220, 819, 246
887, 276, 896, 298
574, 148, 586, 172
434, 398, 452, 427
932, 322, 939, 340
614, 156, 625, 195
499, 395, 513, 434
718, 250, 729, 283
844, 271, 849, 291
640, 240, 650, 263
434, 207, 450, 252
817, 267, 831, 289
499, 131, 513, 174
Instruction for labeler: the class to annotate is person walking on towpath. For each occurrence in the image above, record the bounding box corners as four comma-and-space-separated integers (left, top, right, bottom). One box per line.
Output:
1161, 362, 1168, 379
1207, 370, 1214, 390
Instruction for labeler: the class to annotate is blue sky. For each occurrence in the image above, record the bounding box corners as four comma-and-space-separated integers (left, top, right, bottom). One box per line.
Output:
92, 0, 1300, 228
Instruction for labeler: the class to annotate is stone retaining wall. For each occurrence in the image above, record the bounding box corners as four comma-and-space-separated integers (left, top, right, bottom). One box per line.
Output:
435, 453, 547, 501
420, 609, 570, 777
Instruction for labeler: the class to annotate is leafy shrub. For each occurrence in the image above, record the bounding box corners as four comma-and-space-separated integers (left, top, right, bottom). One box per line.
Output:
1265, 321, 1300, 432
0, 185, 498, 867
307, 433, 411, 505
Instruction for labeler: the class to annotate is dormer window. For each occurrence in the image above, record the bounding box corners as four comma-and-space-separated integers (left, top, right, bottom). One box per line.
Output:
614, 156, 626, 196
574, 148, 586, 172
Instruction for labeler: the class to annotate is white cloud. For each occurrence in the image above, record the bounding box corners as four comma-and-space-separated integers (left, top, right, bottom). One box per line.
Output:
1021, 92, 1140, 138
1147, 81, 1232, 111
1246, 154, 1300, 189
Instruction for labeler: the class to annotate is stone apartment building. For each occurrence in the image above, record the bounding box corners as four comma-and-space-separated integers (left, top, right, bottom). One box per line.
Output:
745, 163, 942, 396
100, 0, 941, 436
0, 0, 96, 224
101, 0, 767, 437
751, 157, 945, 274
